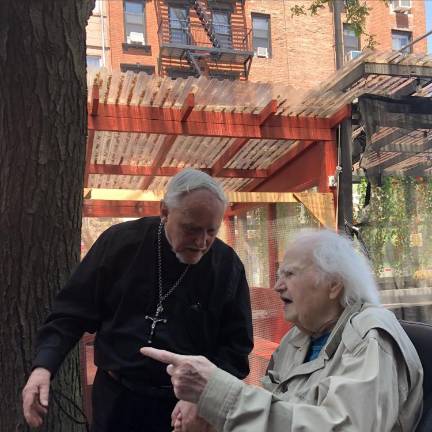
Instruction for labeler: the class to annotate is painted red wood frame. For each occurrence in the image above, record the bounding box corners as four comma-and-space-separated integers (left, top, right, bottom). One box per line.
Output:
83, 200, 160, 218
87, 104, 350, 141
87, 164, 268, 178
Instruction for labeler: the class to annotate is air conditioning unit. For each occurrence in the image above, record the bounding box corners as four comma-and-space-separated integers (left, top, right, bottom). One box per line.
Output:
345, 50, 362, 61
256, 46, 269, 58
127, 32, 145, 45
392, 0, 411, 13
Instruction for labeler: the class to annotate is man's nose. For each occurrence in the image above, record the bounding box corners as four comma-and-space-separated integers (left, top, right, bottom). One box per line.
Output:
194, 231, 207, 249
274, 277, 285, 292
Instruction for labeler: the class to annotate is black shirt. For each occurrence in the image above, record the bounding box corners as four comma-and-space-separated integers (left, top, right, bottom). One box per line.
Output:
33, 217, 253, 387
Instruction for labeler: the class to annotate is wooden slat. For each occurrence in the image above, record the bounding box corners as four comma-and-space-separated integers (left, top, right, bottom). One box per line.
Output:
83, 188, 303, 203
88, 164, 267, 178
243, 140, 315, 192
211, 138, 249, 176
141, 134, 177, 189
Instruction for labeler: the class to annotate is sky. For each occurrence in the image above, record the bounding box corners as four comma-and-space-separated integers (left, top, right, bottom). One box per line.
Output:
427, 0, 432, 52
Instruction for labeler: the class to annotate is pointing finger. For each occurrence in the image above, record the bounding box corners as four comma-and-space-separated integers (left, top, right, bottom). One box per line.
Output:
140, 347, 183, 366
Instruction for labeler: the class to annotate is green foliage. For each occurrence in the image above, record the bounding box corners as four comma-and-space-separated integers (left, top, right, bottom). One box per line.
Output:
290, 0, 388, 48
357, 177, 432, 278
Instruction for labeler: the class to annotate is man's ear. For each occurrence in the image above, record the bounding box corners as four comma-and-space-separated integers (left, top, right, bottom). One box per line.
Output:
328, 280, 344, 300
160, 200, 168, 222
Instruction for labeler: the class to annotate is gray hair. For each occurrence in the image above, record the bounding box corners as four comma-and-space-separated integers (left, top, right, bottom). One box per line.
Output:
164, 168, 228, 209
289, 229, 380, 306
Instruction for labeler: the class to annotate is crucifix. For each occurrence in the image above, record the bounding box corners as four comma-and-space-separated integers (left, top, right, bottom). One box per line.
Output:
145, 305, 167, 344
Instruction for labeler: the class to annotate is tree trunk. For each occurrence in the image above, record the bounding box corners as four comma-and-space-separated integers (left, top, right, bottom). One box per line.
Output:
0, 1, 92, 430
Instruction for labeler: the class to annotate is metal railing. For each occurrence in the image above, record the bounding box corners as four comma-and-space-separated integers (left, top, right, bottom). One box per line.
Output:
158, 20, 253, 52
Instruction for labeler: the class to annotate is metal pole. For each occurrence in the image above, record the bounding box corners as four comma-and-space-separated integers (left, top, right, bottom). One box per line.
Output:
333, 0, 353, 231
333, 0, 344, 70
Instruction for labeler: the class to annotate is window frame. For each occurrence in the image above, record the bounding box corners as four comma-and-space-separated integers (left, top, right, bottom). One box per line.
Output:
390, 0, 412, 12
123, 0, 146, 45
212, 9, 233, 49
168, 5, 190, 45
391, 30, 412, 53
251, 13, 271, 57
343, 23, 361, 57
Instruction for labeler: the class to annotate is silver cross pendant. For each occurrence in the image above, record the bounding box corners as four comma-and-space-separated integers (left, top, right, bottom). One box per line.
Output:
144, 304, 167, 344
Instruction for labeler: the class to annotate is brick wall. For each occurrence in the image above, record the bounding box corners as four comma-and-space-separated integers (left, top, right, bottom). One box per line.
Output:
365, 0, 427, 52
107, 0, 159, 73
246, 0, 336, 89
87, 0, 428, 81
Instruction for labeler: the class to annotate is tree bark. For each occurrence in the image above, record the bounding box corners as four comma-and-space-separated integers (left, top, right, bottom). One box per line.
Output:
0, 1, 91, 430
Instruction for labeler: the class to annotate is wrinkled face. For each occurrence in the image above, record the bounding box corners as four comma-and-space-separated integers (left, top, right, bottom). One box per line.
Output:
160, 189, 225, 265
274, 244, 342, 334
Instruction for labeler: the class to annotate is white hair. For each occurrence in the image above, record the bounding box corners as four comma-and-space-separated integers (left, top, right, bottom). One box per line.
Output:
289, 229, 380, 306
164, 168, 228, 209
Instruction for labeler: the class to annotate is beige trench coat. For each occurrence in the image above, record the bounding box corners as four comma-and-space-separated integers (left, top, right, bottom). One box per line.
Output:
198, 303, 423, 431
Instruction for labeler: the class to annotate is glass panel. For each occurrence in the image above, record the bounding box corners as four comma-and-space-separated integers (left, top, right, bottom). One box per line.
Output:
169, 7, 189, 45
343, 24, 360, 56
124, 1, 145, 41
392, 31, 412, 53
213, 11, 232, 48
252, 15, 269, 50
125, 1, 143, 14
87, 55, 101, 68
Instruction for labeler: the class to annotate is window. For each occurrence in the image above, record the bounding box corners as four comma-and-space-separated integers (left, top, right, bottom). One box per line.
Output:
86, 55, 102, 68
391, 0, 411, 10
343, 24, 360, 58
169, 7, 189, 45
120, 63, 155, 74
212, 10, 232, 49
392, 30, 412, 53
167, 67, 194, 79
252, 14, 270, 56
124, 1, 146, 45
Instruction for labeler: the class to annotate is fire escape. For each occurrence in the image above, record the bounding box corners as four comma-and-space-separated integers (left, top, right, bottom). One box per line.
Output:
156, 0, 253, 79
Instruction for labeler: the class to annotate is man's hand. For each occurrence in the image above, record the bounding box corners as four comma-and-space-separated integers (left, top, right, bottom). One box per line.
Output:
22, 367, 51, 428
140, 347, 216, 403
171, 400, 213, 432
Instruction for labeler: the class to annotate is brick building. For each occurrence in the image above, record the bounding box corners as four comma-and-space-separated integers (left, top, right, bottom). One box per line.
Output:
86, 0, 427, 88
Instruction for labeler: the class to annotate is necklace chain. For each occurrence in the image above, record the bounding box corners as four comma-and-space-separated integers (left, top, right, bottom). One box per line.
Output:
157, 220, 190, 308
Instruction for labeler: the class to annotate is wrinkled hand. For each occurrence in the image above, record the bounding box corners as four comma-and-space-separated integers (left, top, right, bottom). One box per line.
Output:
22, 367, 51, 428
171, 400, 214, 432
140, 347, 216, 403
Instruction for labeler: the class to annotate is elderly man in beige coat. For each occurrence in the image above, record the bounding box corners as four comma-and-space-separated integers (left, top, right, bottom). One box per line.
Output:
142, 230, 423, 432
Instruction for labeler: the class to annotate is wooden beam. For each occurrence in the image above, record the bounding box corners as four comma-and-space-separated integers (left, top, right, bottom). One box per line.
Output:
90, 85, 99, 116
84, 188, 300, 203
83, 130, 96, 188
364, 62, 432, 79
87, 108, 334, 141
319, 139, 338, 194
258, 99, 277, 125
243, 140, 316, 192
180, 93, 195, 122
88, 163, 267, 178
83, 200, 160, 218
211, 138, 249, 176
328, 104, 351, 128
90, 104, 333, 128
141, 135, 177, 189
